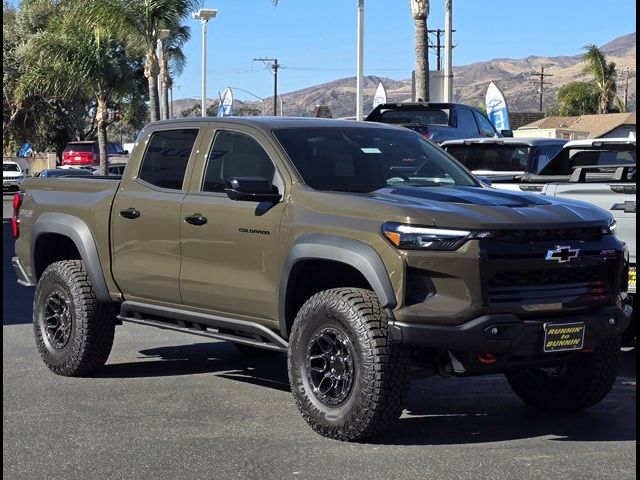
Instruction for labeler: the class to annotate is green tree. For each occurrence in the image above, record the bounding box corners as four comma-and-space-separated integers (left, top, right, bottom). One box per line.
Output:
582, 44, 618, 114
550, 81, 599, 116
17, 3, 139, 174
86, 0, 200, 123
410, 0, 430, 101
159, 25, 190, 120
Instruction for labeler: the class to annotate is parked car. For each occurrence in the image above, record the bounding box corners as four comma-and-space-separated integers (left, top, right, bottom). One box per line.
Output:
12, 117, 631, 442
3, 161, 24, 192
92, 164, 126, 176
61, 141, 129, 166
441, 138, 568, 181
36, 168, 96, 178
365, 102, 512, 143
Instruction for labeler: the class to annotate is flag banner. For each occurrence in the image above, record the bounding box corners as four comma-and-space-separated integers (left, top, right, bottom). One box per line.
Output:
217, 88, 234, 117
373, 82, 387, 109
485, 82, 510, 131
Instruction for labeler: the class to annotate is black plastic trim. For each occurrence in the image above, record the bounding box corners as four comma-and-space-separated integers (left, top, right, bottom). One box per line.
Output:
391, 305, 631, 355
278, 234, 396, 337
30, 213, 111, 301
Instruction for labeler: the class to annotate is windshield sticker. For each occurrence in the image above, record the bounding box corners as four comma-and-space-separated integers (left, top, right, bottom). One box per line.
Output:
361, 147, 381, 154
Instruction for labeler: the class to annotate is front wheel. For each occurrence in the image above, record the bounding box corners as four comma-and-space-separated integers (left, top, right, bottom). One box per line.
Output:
33, 260, 116, 376
288, 288, 409, 441
505, 338, 620, 412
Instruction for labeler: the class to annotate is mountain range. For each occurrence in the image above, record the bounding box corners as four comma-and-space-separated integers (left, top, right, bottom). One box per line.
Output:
173, 32, 636, 118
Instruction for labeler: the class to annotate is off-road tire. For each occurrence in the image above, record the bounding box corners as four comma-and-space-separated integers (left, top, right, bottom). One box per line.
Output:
505, 338, 620, 412
288, 288, 409, 441
33, 260, 116, 376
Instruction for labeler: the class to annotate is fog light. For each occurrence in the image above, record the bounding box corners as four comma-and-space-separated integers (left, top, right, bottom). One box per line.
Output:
608, 318, 616, 326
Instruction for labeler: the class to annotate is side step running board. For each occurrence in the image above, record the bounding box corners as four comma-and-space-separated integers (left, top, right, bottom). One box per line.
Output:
117, 301, 288, 352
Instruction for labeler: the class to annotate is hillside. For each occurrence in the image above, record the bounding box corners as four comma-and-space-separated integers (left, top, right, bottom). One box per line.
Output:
173, 32, 636, 118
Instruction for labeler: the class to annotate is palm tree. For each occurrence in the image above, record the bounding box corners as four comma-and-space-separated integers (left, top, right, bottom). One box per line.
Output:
159, 25, 190, 120
86, 0, 200, 123
410, 0, 430, 101
17, 5, 134, 174
582, 44, 617, 114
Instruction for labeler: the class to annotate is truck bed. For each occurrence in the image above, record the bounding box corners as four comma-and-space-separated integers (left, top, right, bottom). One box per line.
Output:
14, 177, 121, 293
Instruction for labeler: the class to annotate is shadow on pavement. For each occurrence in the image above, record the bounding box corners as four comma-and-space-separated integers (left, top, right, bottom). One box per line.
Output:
98, 340, 636, 446
98, 341, 291, 392
3, 221, 35, 325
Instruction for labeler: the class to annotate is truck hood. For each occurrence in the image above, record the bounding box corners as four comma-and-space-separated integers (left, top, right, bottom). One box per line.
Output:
365, 185, 612, 230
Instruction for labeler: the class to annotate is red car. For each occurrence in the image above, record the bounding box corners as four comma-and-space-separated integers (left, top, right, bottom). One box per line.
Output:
61, 141, 128, 166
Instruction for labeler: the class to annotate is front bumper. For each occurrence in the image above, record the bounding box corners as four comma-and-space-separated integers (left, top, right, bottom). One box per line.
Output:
3, 179, 22, 190
390, 304, 632, 356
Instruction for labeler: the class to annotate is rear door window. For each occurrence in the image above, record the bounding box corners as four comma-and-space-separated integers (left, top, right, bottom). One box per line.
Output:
138, 129, 199, 190
473, 110, 498, 137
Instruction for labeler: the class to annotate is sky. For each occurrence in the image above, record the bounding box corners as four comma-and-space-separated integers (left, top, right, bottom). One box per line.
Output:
174, 0, 637, 102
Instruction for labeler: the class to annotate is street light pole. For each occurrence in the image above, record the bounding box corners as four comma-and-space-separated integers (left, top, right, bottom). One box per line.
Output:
192, 9, 218, 117
356, 0, 364, 121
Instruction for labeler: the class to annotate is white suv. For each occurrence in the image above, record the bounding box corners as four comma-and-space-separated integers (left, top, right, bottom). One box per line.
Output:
3, 161, 24, 192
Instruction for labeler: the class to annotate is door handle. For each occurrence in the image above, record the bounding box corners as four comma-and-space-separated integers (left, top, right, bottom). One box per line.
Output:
184, 214, 208, 226
120, 208, 140, 219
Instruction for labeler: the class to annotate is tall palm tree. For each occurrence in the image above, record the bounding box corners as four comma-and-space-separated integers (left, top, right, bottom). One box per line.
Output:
86, 0, 200, 122
410, 0, 430, 101
582, 44, 617, 114
17, 6, 134, 174
159, 25, 190, 120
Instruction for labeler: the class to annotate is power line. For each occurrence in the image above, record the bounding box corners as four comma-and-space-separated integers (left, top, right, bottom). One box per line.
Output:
253, 57, 281, 116
427, 29, 455, 71
530, 65, 553, 112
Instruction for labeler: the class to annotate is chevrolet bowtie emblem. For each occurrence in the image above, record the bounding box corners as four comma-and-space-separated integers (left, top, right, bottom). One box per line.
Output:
545, 246, 580, 263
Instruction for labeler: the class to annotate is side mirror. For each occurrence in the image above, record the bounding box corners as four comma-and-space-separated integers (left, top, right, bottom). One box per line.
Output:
476, 176, 493, 186
225, 177, 282, 203
123, 150, 129, 155
500, 129, 514, 137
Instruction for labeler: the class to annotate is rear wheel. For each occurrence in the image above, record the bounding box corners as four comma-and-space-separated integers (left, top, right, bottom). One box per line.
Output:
505, 338, 620, 412
288, 288, 409, 441
33, 260, 116, 376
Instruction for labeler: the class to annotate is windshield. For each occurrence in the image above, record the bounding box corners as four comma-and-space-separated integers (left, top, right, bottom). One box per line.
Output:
3, 163, 20, 172
377, 108, 450, 126
273, 127, 478, 193
107, 142, 125, 154
65, 143, 95, 152
444, 145, 531, 172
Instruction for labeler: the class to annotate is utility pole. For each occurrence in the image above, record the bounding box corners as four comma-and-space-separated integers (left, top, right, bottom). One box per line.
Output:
428, 28, 456, 71
530, 65, 553, 112
254, 57, 281, 116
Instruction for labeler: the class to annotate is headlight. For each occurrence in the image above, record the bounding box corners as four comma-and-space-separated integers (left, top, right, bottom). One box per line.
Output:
382, 222, 488, 250
601, 219, 616, 235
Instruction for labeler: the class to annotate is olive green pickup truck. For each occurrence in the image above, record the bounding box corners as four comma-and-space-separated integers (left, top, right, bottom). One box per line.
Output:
12, 117, 632, 441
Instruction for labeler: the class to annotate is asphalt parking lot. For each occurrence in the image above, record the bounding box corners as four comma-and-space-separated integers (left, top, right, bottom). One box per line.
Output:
2, 200, 636, 480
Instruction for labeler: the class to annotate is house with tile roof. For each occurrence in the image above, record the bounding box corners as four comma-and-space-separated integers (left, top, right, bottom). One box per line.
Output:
517, 112, 636, 139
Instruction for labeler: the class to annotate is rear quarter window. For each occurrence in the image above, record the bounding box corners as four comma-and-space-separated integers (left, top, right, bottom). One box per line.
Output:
138, 129, 199, 190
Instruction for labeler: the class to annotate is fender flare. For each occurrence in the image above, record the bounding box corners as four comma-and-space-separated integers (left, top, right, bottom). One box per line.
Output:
30, 213, 111, 302
278, 234, 396, 337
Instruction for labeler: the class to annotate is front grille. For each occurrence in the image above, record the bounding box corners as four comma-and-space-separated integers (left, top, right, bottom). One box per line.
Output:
488, 267, 611, 307
490, 227, 602, 242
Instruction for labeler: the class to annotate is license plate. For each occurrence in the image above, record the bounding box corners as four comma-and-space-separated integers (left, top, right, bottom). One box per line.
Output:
629, 267, 636, 291
543, 322, 585, 352
75, 156, 82, 161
